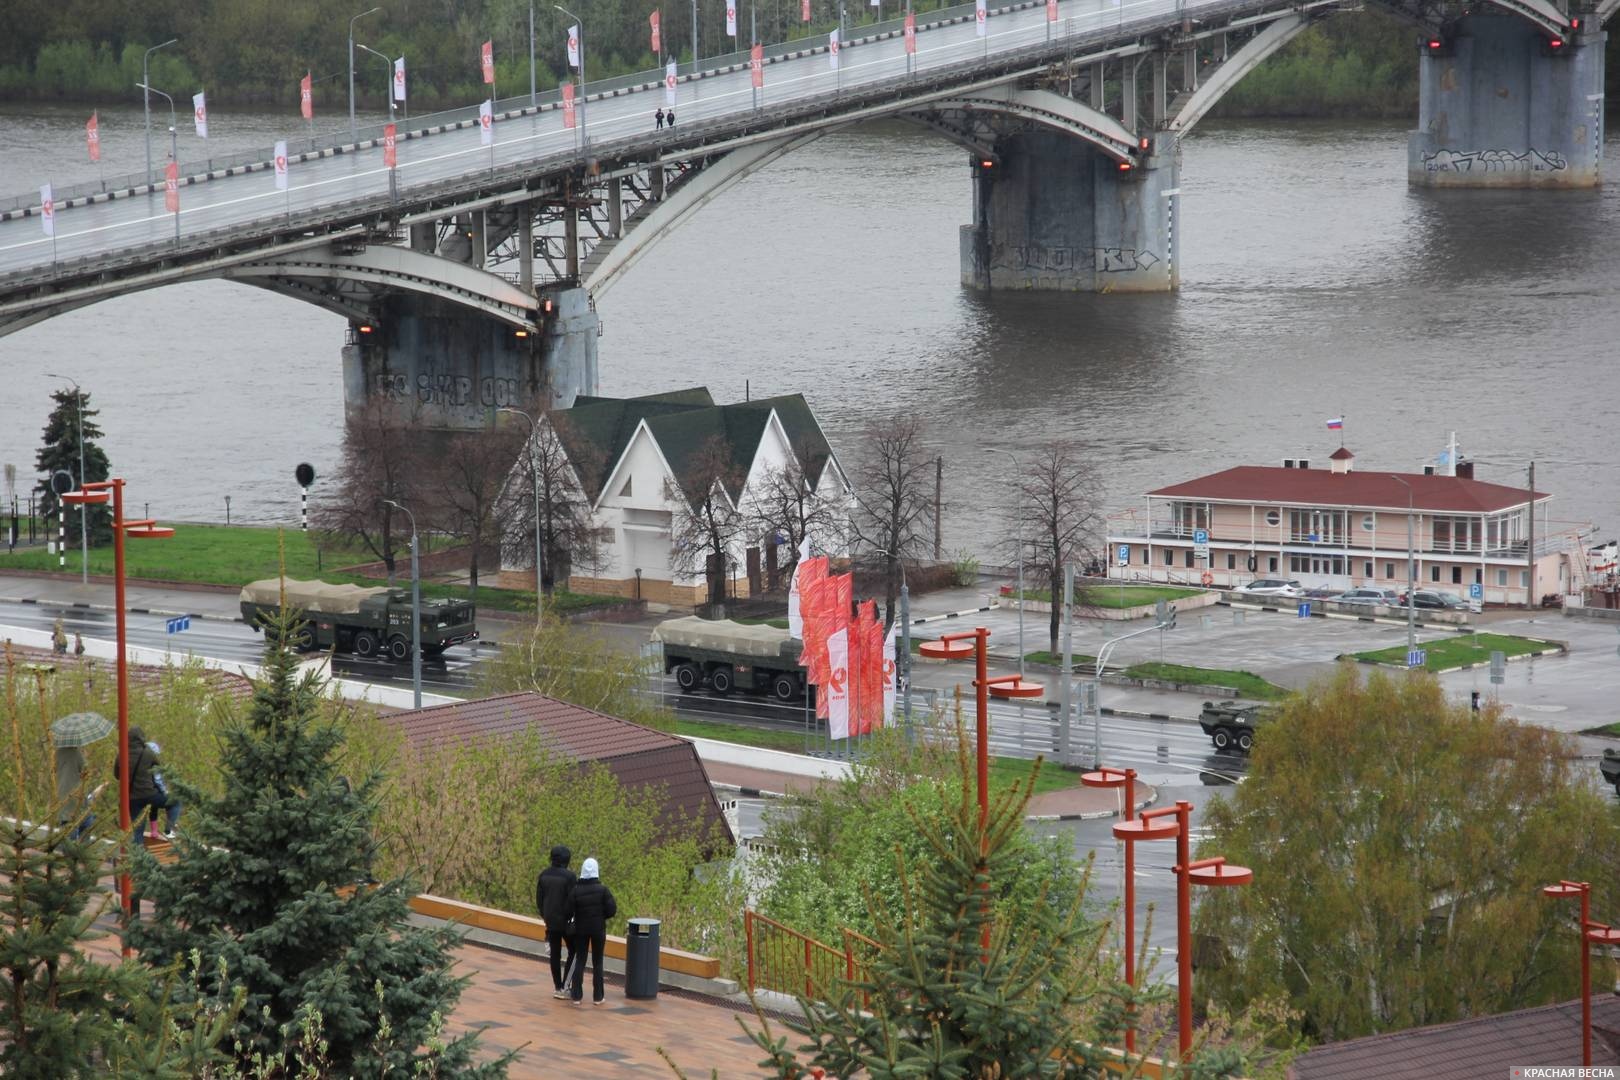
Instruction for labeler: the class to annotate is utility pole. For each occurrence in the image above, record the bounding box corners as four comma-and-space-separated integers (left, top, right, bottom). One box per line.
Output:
1526, 460, 1536, 609
1059, 563, 1074, 764
933, 455, 943, 560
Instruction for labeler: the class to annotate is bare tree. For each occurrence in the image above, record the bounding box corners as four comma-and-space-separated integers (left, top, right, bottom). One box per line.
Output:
849, 414, 936, 629
428, 426, 525, 594
312, 401, 429, 581
747, 442, 840, 591
666, 434, 746, 611
498, 413, 601, 593
1004, 441, 1104, 656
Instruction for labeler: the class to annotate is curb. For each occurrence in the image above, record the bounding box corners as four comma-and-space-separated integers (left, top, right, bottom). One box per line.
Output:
910, 604, 994, 627
1026, 788, 1158, 823
1, 594, 243, 624
1218, 599, 1477, 634
1340, 643, 1567, 674
713, 783, 787, 799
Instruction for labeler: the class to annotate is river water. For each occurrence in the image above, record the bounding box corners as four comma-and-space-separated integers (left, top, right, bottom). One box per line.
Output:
1, 103, 1617, 551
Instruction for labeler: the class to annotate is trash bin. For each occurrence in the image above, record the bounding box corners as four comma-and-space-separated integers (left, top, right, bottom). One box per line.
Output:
625, 917, 661, 999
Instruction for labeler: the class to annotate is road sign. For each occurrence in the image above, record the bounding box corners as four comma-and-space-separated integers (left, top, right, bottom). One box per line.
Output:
1075, 679, 1099, 715
165, 616, 191, 635
1297, 602, 1311, 618
1469, 582, 1483, 600
1193, 528, 1209, 560
1490, 649, 1505, 684
1407, 648, 1426, 668
1117, 544, 1130, 567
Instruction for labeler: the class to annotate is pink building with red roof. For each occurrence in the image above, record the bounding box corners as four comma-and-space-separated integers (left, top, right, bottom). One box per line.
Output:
1105, 447, 1589, 606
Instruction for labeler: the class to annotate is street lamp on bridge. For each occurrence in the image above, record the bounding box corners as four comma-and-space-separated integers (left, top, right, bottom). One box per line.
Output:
349, 6, 382, 142
135, 83, 179, 202
554, 5, 588, 145
355, 42, 396, 125
142, 38, 178, 187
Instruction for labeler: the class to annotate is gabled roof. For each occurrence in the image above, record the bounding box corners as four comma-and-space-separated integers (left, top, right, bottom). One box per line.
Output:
1291, 996, 1620, 1079
1329, 447, 1355, 461
553, 388, 836, 507
1148, 466, 1546, 514
381, 691, 733, 847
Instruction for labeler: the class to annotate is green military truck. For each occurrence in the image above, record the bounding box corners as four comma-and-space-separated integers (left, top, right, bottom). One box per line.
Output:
239, 578, 479, 661
1198, 700, 1271, 753
652, 616, 807, 701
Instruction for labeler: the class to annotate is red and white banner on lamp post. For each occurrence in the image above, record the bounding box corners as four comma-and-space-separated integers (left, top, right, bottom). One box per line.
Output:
164, 160, 179, 213
825, 628, 850, 740
650, 10, 661, 53
39, 184, 54, 238
664, 60, 677, 105
479, 99, 494, 144
561, 83, 576, 129
481, 40, 495, 84
726, 0, 737, 37
382, 125, 396, 169
975, 0, 987, 36
300, 72, 313, 119
274, 140, 289, 189
802, 0, 810, 20
192, 91, 208, 138
904, 12, 916, 53
750, 43, 763, 89
394, 57, 407, 102
566, 26, 581, 70
1047, 0, 1058, 19
828, 29, 840, 68
86, 112, 100, 162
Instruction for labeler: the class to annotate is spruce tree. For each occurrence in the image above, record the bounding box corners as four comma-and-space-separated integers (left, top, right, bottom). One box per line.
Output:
722, 732, 1256, 1079
34, 387, 111, 544
128, 612, 509, 1078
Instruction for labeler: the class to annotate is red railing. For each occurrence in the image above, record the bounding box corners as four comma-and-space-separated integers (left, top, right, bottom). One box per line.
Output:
744, 910, 856, 1001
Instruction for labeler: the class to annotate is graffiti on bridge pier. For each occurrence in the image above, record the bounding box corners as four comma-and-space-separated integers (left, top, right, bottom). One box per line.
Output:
1421, 147, 1569, 174
371, 372, 542, 409
989, 243, 1163, 276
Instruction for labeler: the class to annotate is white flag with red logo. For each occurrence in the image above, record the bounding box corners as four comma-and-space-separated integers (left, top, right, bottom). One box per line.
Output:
481, 40, 495, 83
562, 82, 576, 129
274, 140, 289, 189
828, 29, 840, 68
479, 99, 494, 144
825, 628, 850, 740
164, 160, 179, 213
750, 43, 763, 88
904, 12, 916, 53
86, 112, 100, 162
786, 537, 811, 638
566, 26, 580, 70
664, 59, 677, 105
726, 1, 737, 37
881, 625, 897, 727
1047, 0, 1058, 19
39, 184, 55, 237
650, 11, 661, 53
192, 91, 208, 138
382, 125, 396, 169
394, 57, 407, 101
975, 0, 987, 36
300, 72, 313, 119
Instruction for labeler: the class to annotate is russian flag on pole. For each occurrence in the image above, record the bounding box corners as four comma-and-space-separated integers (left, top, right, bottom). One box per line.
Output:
1326, 417, 1344, 430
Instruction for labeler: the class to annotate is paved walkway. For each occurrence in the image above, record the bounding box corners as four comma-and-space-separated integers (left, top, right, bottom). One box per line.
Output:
1025, 778, 1155, 820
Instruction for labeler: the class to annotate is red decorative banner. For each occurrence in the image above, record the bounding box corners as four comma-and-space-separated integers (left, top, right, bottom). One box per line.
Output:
750, 43, 764, 89
802, 0, 810, 21
481, 40, 495, 84
300, 72, 313, 120
164, 160, 179, 213
650, 10, 661, 53
383, 123, 397, 168
562, 82, 576, 129
904, 12, 916, 54
86, 111, 100, 162
1047, 0, 1058, 20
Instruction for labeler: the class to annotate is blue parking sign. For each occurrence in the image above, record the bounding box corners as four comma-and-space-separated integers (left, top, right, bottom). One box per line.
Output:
1297, 602, 1311, 618
1468, 582, 1483, 600
1193, 529, 1208, 545
1117, 544, 1130, 566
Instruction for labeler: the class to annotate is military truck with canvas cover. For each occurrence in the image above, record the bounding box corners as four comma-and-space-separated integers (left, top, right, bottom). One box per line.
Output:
652, 616, 807, 701
239, 578, 479, 660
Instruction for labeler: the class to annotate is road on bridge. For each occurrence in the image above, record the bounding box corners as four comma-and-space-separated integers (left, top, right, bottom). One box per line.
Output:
0, 0, 1217, 277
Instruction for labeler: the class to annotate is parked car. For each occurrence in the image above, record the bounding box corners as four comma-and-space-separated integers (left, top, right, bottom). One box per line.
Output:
1334, 587, 1402, 607
1400, 589, 1482, 614
1302, 585, 1341, 599
1233, 578, 1305, 598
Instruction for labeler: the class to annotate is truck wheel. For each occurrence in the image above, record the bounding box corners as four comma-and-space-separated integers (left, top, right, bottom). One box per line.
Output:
293, 627, 316, 652
1237, 731, 1254, 753
709, 666, 734, 695
1211, 728, 1232, 751
771, 674, 797, 702
354, 631, 378, 658
673, 663, 700, 693
387, 635, 410, 662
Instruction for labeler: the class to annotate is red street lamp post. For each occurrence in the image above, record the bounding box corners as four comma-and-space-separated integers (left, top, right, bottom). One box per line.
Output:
1542, 880, 1620, 1066
59, 478, 172, 952
1116, 799, 1252, 1060
1085, 766, 1146, 1052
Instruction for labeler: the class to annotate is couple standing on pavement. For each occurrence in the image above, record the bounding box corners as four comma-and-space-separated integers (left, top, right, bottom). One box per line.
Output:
536, 845, 618, 1005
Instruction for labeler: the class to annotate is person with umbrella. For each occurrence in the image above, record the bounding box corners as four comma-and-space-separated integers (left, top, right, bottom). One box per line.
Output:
52, 711, 113, 841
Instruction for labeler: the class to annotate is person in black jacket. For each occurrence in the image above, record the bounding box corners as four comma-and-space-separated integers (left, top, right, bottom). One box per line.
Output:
568, 857, 617, 1005
535, 844, 577, 999
118, 726, 179, 843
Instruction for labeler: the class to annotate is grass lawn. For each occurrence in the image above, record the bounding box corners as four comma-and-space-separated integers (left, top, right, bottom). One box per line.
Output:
735, 616, 791, 630
1347, 632, 1558, 672
1583, 721, 1620, 738
672, 719, 1081, 795
1022, 651, 1098, 668
1011, 585, 1206, 610
1120, 661, 1291, 700
4, 522, 622, 615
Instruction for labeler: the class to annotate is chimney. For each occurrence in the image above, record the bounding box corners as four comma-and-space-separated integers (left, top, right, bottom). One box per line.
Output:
1455, 460, 1474, 480
1329, 447, 1355, 475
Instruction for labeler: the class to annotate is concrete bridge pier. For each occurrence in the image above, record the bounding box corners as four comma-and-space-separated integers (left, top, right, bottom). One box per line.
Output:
959, 131, 1179, 293
1409, 14, 1606, 188
340, 286, 599, 428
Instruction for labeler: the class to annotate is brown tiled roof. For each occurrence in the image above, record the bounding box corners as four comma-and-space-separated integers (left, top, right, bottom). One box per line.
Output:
1148, 465, 1546, 514
1328, 447, 1355, 461
382, 692, 733, 847
2, 643, 256, 702
1291, 997, 1620, 1080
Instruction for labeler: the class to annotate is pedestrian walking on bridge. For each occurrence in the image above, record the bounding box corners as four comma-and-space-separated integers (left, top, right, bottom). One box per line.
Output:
655, 107, 665, 129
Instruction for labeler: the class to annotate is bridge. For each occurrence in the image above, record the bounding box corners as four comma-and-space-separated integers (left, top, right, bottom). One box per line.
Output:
0, 0, 1608, 426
